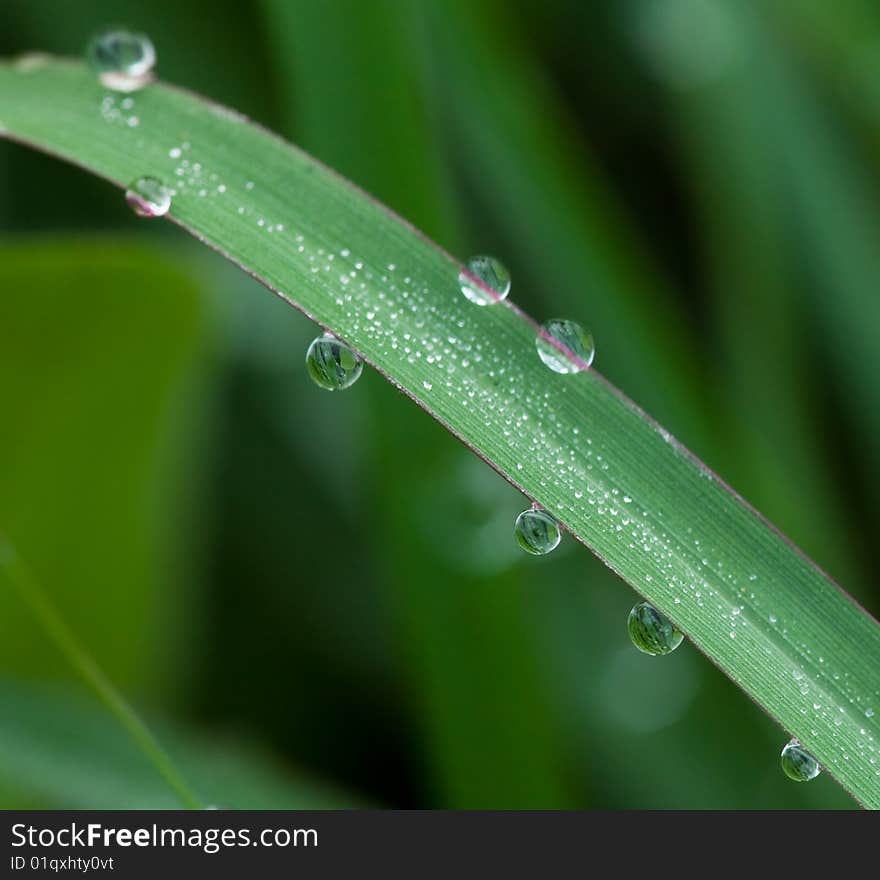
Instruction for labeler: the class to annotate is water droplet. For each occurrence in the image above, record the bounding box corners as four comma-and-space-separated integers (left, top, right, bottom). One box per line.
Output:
305, 335, 363, 391
125, 177, 171, 217
514, 507, 561, 555
87, 29, 156, 92
535, 319, 595, 373
780, 739, 821, 782
627, 602, 683, 656
458, 256, 511, 306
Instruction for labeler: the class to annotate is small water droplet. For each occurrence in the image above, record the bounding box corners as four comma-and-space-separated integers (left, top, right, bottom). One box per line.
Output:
125, 177, 171, 217
535, 319, 595, 373
514, 508, 561, 555
305, 335, 363, 391
780, 739, 821, 782
627, 602, 683, 656
87, 29, 156, 92
458, 256, 511, 306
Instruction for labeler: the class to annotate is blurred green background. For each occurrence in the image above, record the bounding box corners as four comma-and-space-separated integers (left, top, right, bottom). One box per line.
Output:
1, 0, 877, 809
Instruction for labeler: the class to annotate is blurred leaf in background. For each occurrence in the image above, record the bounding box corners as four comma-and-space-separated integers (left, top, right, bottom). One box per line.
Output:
0, 680, 361, 809
0, 240, 205, 698
1, 0, 875, 809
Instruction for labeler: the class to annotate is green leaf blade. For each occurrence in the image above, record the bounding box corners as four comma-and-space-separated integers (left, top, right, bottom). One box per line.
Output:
1, 58, 878, 807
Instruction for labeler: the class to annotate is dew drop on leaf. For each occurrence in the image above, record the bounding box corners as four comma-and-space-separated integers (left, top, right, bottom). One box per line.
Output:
458, 256, 511, 306
627, 602, 683, 656
535, 319, 595, 373
125, 177, 171, 217
514, 507, 561, 555
87, 29, 156, 92
306, 335, 363, 391
780, 739, 821, 782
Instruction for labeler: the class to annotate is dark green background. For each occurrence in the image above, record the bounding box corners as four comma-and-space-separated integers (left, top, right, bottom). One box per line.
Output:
1, 0, 877, 809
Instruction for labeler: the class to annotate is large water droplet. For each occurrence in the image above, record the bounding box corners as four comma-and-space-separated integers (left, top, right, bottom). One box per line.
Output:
535, 319, 595, 373
514, 507, 561, 555
627, 602, 683, 656
780, 739, 820, 782
125, 177, 171, 217
458, 256, 511, 306
306, 335, 363, 391
87, 29, 156, 92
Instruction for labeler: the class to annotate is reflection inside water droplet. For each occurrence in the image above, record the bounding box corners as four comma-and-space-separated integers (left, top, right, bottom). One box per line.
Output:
627, 602, 683, 656
780, 739, 820, 782
535, 319, 595, 373
458, 256, 511, 306
306, 334, 363, 391
514, 507, 561, 555
87, 29, 156, 92
125, 177, 171, 217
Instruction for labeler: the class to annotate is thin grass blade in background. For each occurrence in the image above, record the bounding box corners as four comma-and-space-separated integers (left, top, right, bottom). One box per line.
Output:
0, 680, 361, 809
